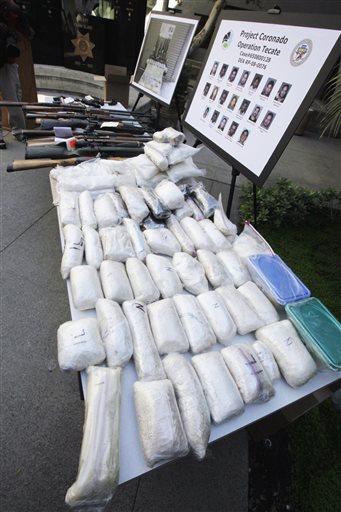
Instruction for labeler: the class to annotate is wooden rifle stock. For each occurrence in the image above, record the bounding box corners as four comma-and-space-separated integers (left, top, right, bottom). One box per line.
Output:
7, 157, 90, 172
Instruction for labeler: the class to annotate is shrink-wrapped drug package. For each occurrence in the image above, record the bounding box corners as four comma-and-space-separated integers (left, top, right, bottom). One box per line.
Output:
123, 300, 165, 381
163, 353, 210, 460
256, 320, 317, 387
123, 218, 150, 261
94, 193, 119, 228
213, 194, 237, 239
100, 226, 135, 262
217, 285, 263, 335
125, 258, 160, 304
197, 291, 236, 345
83, 226, 103, 269
96, 298, 133, 367
78, 190, 97, 229
196, 249, 233, 288
57, 318, 105, 371
166, 215, 196, 255
65, 367, 121, 509
192, 352, 244, 424
153, 127, 185, 145
144, 228, 181, 257
59, 191, 80, 227
173, 294, 216, 353
199, 219, 231, 252
61, 224, 84, 279
134, 379, 189, 467
172, 252, 209, 295
70, 265, 103, 310
118, 185, 149, 223
221, 344, 275, 404
154, 180, 185, 210
146, 254, 183, 298
217, 249, 250, 287
148, 298, 189, 354
252, 341, 280, 383
180, 217, 211, 251
100, 260, 133, 303
238, 281, 279, 326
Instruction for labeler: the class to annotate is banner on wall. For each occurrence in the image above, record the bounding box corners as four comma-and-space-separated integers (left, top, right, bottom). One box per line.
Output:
131, 12, 198, 106
183, 11, 341, 186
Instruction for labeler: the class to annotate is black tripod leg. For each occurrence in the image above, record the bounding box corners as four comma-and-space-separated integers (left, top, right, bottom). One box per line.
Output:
253, 183, 258, 228
132, 92, 144, 111
78, 371, 84, 401
174, 94, 183, 132
226, 168, 240, 218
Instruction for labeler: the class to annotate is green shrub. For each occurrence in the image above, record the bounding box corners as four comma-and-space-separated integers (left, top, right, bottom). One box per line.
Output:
239, 178, 341, 227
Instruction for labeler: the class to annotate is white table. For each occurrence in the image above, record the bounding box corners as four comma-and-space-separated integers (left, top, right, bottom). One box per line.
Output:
50, 105, 340, 485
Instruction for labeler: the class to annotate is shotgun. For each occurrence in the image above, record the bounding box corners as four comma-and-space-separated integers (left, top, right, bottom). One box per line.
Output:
25, 144, 144, 160
1, 101, 149, 117
38, 118, 147, 134
13, 128, 152, 139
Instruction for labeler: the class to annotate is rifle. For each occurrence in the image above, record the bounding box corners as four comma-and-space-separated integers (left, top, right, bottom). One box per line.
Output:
0, 101, 150, 117
25, 112, 152, 123
13, 128, 151, 139
25, 144, 144, 160
38, 118, 148, 134
26, 135, 152, 147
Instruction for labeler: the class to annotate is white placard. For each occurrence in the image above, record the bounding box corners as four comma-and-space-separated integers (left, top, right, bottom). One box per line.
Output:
131, 12, 198, 105
185, 17, 340, 181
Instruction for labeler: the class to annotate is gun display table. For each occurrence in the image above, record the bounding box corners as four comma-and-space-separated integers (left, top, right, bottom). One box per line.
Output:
50, 105, 340, 485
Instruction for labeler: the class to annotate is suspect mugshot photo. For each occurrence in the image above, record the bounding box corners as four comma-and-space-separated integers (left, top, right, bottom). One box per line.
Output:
227, 121, 239, 137
210, 86, 219, 101
238, 70, 250, 87
250, 73, 263, 91
203, 82, 211, 97
211, 110, 220, 124
238, 129, 249, 146
261, 111, 276, 130
227, 94, 238, 111
249, 105, 262, 123
218, 116, 228, 131
228, 66, 239, 83
261, 78, 277, 97
238, 99, 250, 116
219, 89, 229, 106
275, 82, 292, 103
202, 106, 210, 119
219, 64, 229, 79
210, 61, 219, 76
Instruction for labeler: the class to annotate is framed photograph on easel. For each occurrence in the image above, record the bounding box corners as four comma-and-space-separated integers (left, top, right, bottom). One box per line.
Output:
131, 11, 198, 107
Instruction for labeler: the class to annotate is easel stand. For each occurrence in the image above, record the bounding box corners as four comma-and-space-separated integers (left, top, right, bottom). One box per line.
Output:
225, 167, 258, 228
131, 89, 184, 132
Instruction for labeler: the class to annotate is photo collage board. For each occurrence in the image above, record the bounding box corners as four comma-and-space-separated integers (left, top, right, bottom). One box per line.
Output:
184, 15, 340, 183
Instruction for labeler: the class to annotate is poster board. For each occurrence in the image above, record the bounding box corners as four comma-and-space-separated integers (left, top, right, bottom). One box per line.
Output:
131, 12, 198, 106
183, 11, 341, 186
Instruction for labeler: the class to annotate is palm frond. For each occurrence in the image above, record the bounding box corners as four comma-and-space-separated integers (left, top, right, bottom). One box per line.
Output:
321, 71, 341, 138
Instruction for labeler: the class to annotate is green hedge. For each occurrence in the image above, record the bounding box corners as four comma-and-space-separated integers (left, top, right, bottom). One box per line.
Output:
239, 178, 340, 227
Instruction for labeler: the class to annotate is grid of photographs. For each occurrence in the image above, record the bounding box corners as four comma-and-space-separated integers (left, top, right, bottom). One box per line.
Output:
201, 61, 291, 147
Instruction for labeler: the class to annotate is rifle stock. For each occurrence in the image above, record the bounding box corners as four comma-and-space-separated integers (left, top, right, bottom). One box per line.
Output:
7, 157, 90, 172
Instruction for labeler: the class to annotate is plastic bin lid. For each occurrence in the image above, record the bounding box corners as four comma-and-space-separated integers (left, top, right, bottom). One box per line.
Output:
248, 254, 310, 304
286, 298, 341, 368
